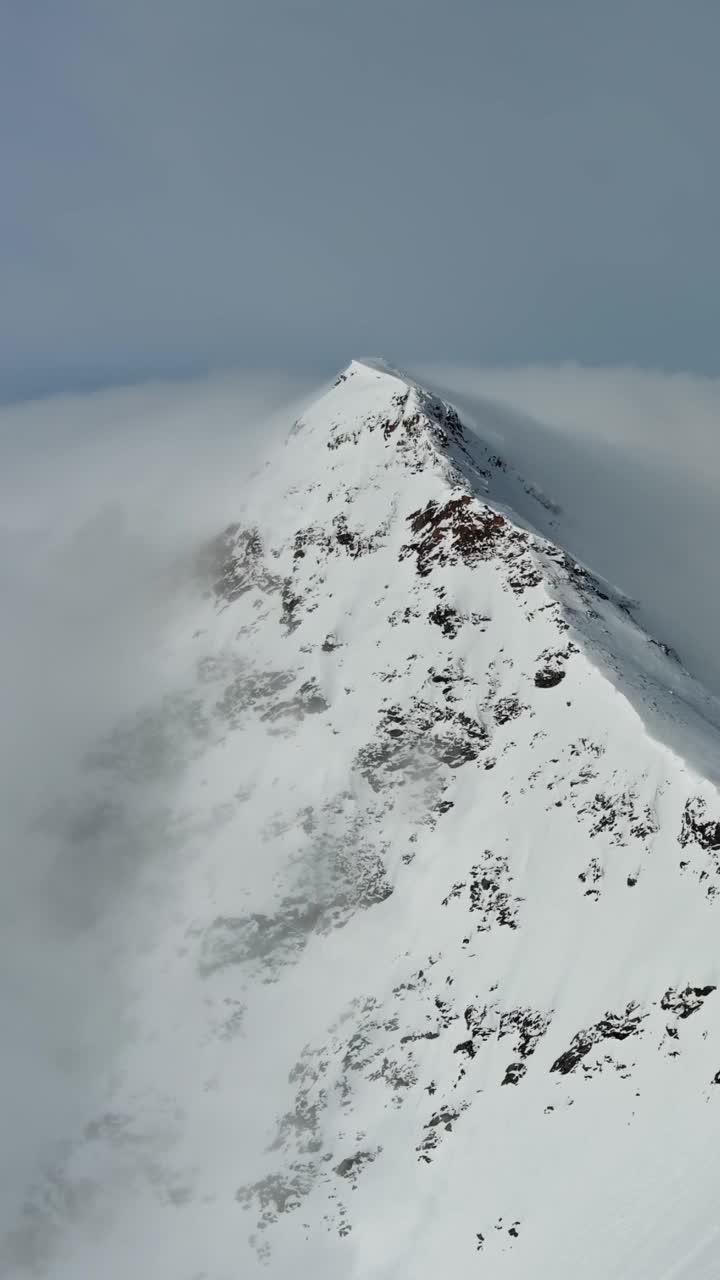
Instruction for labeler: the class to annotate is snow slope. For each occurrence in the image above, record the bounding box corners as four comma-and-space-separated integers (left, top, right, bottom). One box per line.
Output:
418, 362, 720, 703
10, 360, 720, 1279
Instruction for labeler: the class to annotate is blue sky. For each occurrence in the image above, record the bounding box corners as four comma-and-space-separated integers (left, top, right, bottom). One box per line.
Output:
2, 0, 720, 399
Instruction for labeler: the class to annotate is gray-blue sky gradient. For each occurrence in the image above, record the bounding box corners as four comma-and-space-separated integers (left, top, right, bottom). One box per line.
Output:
2, 0, 720, 398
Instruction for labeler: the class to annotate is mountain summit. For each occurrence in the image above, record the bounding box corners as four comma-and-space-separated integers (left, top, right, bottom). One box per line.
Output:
22, 361, 720, 1279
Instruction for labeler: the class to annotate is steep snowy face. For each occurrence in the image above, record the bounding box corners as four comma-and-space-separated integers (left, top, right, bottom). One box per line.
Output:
16, 361, 720, 1280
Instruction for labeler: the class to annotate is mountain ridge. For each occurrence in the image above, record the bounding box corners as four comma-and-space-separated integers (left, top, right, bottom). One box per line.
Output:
282, 359, 720, 767
207, 359, 720, 1275
13, 360, 720, 1280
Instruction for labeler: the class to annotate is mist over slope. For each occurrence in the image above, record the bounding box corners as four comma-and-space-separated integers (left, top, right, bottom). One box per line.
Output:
2, 361, 720, 1278
0, 372, 314, 1260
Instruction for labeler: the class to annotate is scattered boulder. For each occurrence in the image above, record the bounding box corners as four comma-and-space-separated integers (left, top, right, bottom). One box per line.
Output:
502, 1061, 527, 1086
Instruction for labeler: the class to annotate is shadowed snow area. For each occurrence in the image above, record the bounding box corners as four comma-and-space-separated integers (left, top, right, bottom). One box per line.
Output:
3, 362, 720, 1279
421, 364, 720, 700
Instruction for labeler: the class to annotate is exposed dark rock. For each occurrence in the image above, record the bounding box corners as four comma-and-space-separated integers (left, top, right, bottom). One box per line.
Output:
442, 880, 465, 907
507, 561, 543, 594
428, 602, 463, 638
198, 904, 327, 980
431, 797, 455, 818
262, 678, 329, 723
453, 1039, 477, 1060
425, 1108, 460, 1128
551, 1004, 645, 1075
236, 1164, 316, 1225
493, 696, 527, 725
356, 697, 488, 792
206, 524, 280, 604
463, 1003, 496, 1043
502, 1061, 527, 1086
417, 1105, 466, 1162
535, 666, 566, 689
332, 513, 383, 557
294, 514, 387, 561
660, 985, 716, 1019
579, 857, 603, 899
401, 495, 509, 578
534, 644, 578, 689
216, 668, 295, 728
399, 1030, 441, 1046
498, 1007, 552, 1058
576, 788, 658, 845
680, 798, 720, 852
467, 853, 522, 931
198, 806, 391, 983
280, 580, 303, 633
434, 995, 459, 1029
334, 1150, 377, 1181
648, 636, 681, 663
678, 799, 720, 895
388, 604, 421, 626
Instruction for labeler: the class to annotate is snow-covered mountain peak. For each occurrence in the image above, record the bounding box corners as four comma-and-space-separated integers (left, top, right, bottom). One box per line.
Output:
20, 364, 720, 1280
190, 365, 720, 1275
287, 356, 468, 472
